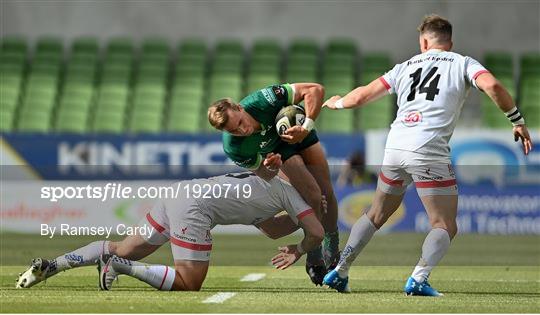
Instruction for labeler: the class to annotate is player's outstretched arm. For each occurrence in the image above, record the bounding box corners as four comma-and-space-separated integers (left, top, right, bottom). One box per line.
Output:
476, 72, 533, 155
323, 78, 388, 110
255, 213, 300, 239
271, 212, 324, 270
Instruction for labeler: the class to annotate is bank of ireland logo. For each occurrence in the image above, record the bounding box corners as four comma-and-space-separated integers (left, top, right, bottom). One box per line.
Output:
338, 189, 406, 233
402, 111, 422, 127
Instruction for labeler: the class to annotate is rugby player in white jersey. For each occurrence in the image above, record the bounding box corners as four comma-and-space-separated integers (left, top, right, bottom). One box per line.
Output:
322, 14, 533, 295
16, 156, 325, 291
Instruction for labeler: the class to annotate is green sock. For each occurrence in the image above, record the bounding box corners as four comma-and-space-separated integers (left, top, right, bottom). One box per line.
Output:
323, 231, 340, 267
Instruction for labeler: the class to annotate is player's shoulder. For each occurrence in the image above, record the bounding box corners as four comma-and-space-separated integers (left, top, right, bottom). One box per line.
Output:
222, 132, 246, 154
243, 84, 291, 107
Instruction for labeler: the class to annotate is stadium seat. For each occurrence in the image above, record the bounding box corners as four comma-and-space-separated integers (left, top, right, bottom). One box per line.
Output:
1, 37, 27, 54
253, 39, 281, 55
484, 52, 513, 76
518, 75, 540, 128
326, 38, 357, 55
215, 39, 243, 56
357, 71, 394, 130
520, 53, 540, 77
17, 110, 52, 132
72, 37, 99, 55
482, 77, 516, 128
141, 37, 170, 56
92, 115, 125, 134
0, 109, 14, 131
36, 37, 63, 55
179, 38, 206, 57
362, 52, 391, 72
290, 39, 319, 55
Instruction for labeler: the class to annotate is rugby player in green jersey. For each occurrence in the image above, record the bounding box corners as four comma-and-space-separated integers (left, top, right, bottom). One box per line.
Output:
208, 83, 339, 286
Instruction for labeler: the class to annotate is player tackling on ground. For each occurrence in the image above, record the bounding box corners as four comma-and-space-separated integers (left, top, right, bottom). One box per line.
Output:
322, 14, 533, 295
16, 169, 324, 291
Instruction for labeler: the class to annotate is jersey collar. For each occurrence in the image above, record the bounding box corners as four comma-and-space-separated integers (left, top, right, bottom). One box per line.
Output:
424, 48, 444, 54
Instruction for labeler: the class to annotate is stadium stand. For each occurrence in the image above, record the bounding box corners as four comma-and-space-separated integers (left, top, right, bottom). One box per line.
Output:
319, 38, 357, 133
482, 52, 516, 128
518, 53, 540, 128
0, 36, 538, 133
0, 37, 27, 131
357, 52, 395, 130
168, 39, 207, 133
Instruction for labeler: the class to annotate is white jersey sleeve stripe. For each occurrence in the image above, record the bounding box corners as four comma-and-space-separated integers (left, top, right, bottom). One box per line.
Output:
471, 69, 490, 89
296, 208, 314, 221
472, 69, 490, 80
379, 76, 392, 91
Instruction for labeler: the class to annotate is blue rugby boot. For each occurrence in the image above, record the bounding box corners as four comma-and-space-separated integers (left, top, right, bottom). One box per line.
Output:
323, 269, 350, 293
404, 276, 443, 296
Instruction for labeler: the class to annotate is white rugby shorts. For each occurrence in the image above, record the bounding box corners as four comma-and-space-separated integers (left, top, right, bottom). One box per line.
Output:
138, 198, 213, 261
377, 149, 458, 196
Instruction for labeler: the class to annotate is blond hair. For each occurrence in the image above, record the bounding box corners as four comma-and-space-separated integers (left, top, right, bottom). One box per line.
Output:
418, 14, 452, 43
207, 98, 241, 130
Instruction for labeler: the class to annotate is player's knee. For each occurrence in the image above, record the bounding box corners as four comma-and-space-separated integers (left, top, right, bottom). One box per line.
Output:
367, 210, 388, 229
445, 222, 458, 239
431, 219, 457, 239
108, 241, 119, 255
170, 269, 205, 291
171, 282, 202, 291
112, 241, 133, 258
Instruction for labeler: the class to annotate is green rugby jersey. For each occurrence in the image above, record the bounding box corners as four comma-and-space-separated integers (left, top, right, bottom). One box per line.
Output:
223, 84, 295, 169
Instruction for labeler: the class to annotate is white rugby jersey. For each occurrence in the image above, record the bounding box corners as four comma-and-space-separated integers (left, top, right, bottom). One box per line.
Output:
189, 172, 312, 226
380, 49, 489, 156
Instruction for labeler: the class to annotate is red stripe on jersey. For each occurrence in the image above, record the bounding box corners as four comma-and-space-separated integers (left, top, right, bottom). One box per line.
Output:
473, 70, 490, 80
159, 266, 169, 290
379, 172, 404, 187
415, 179, 457, 188
170, 237, 212, 251
146, 213, 165, 233
296, 209, 314, 220
379, 77, 391, 90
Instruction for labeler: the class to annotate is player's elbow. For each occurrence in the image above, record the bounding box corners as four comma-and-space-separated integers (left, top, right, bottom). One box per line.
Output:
264, 229, 281, 240
481, 79, 504, 95
305, 83, 325, 99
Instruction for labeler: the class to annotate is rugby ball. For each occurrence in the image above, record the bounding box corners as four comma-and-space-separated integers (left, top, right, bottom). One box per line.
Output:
275, 105, 306, 136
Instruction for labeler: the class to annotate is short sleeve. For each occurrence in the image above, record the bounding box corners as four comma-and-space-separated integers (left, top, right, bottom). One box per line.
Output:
381, 64, 399, 94
465, 56, 490, 90
258, 84, 294, 108
277, 179, 313, 225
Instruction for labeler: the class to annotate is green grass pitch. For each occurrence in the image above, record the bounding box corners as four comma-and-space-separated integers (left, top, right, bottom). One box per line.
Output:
1, 232, 539, 313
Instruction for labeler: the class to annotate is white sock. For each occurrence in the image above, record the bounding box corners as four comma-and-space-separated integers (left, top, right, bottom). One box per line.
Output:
48, 240, 110, 277
335, 214, 377, 278
110, 256, 176, 291
411, 228, 451, 283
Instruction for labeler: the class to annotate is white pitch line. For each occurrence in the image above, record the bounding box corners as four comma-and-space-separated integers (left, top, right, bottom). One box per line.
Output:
240, 273, 266, 282
202, 292, 237, 304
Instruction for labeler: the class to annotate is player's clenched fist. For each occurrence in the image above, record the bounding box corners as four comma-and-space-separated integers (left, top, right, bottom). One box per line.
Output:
263, 153, 282, 171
